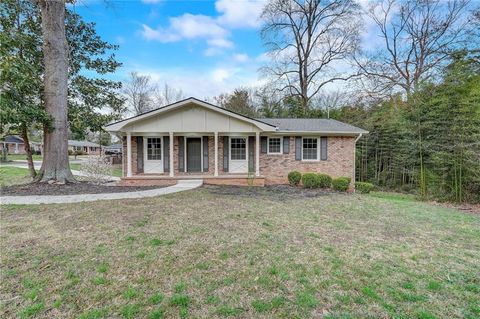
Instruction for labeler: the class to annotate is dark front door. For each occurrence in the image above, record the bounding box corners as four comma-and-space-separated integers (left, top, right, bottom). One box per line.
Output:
187, 138, 202, 172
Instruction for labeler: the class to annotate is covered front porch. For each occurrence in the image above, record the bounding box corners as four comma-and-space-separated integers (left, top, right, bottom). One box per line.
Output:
105, 98, 277, 186
123, 132, 265, 186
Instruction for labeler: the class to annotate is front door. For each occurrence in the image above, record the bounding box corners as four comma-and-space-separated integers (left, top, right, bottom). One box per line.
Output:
144, 137, 163, 173
187, 138, 202, 172
229, 137, 248, 173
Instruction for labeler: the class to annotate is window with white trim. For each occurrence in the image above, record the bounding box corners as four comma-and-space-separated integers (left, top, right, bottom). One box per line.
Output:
268, 137, 282, 154
147, 137, 162, 160
230, 138, 246, 160
302, 138, 318, 160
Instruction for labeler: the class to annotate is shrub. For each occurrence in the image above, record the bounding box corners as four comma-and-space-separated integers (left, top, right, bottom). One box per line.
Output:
288, 171, 302, 186
332, 177, 351, 192
355, 182, 374, 194
317, 174, 332, 188
302, 173, 320, 188
79, 155, 113, 184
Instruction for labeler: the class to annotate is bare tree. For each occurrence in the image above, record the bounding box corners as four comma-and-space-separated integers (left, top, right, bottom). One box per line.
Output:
357, 0, 475, 96
314, 90, 345, 118
35, 0, 75, 183
123, 72, 155, 115
260, 0, 361, 110
214, 88, 257, 117
154, 83, 185, 106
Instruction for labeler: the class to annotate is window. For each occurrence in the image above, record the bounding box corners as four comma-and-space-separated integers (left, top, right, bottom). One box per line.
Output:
147, 137, 162, 160
302, 138, 318, 160
268, 137, 282, 154
230, 138, 246, 160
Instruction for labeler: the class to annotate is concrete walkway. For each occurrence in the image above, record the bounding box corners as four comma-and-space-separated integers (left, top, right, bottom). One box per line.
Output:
0, 180, 203, 205
2, 163, 121, 181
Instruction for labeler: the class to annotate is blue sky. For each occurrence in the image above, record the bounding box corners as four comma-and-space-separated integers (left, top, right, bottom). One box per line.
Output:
72, 0, 270, 98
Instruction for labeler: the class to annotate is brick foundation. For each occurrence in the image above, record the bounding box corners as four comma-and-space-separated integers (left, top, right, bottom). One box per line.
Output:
119, 179, 177, 187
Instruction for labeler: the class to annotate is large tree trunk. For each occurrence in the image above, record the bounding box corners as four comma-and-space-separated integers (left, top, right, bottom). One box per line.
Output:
35, 0, 75, 183
20, 126, 36, 179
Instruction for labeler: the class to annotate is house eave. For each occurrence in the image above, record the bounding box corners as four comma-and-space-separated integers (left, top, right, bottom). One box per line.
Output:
270, 130, 369, 136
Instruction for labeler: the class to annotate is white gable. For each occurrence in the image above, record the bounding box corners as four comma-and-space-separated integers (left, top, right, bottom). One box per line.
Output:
105, 98, 276, 133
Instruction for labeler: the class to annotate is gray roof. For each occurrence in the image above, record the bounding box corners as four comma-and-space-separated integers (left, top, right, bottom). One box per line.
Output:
256, 118, 368, 134
68, 140, 101, 147
105, 143, 122, 150
3, 135, 24, 144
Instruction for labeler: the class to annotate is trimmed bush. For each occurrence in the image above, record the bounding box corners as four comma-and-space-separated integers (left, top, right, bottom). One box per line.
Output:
302, 173, 320, 188
288, 171, 302, 186
317, 174, 332, 188
355, 182, 374, 194
332, 177, 351, 192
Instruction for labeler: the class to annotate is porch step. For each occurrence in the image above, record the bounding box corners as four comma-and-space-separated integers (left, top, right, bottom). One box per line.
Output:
121, 175, 265, 187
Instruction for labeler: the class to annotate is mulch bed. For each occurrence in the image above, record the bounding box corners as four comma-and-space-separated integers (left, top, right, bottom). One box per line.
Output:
204, 184, 343, 200
1, 182, 167, 196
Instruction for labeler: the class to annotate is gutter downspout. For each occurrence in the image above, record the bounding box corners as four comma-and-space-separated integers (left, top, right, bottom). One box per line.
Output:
353, 134, 363, 193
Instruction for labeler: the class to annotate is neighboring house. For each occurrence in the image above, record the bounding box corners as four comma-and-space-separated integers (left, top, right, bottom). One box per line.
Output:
104, 97, 368, 187
1, 135, 25, 154
104, 143, 122, 155
1, 135, 43, 154
68, 140, 102, 155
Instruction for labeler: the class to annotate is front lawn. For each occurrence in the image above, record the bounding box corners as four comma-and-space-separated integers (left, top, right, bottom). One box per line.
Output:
3, 154, 43, 161
0, 166, 35, 187
1, 188, 478, 318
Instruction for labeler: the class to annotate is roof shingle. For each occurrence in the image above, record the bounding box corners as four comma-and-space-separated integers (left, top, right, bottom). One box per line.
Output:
256, 118, 368, 134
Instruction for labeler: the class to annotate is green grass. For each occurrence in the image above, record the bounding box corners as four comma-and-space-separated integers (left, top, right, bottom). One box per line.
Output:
0, 166, 34, 186
0, 163, 121, 187
1, 188, 479, 318
4, 154, 43, 161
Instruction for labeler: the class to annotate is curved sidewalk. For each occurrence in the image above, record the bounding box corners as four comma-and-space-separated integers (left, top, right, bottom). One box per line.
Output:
0, 180, 203, 205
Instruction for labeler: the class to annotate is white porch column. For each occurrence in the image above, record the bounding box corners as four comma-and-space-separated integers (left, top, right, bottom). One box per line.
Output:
126, 132, 132, 177
214, 132, 219, 176
255, 132, 260, 177
169, 132, 174, 177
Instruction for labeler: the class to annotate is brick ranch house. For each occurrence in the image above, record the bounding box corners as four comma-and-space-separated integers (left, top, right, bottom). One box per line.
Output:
1, 135, 42, 154
104, 97, 368, 187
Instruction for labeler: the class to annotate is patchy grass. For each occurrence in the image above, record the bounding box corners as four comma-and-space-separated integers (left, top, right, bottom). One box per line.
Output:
1, 187, 479, 318
3, 154, 43, 161
0, 163, 121, 188
69, 163, 122, 177
0, 166, 34, 186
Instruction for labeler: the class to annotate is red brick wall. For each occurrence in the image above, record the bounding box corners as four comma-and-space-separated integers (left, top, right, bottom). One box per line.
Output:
6, 143, 26, 154
259, 136, 355, 185
122, 136, 138, 176
123, 135, 355, 185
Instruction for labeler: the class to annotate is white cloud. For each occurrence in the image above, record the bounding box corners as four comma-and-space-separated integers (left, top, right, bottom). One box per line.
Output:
141, 14, 229, 43
140, 0, 268, 54
215, 0, 266, 28
122, 62, 264, 99
207, 38, 234, 49
233, 53, 249, 63
212, 68, 231, 82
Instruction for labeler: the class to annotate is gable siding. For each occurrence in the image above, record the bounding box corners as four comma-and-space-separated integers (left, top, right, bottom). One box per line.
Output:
124, 103, 262, 133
